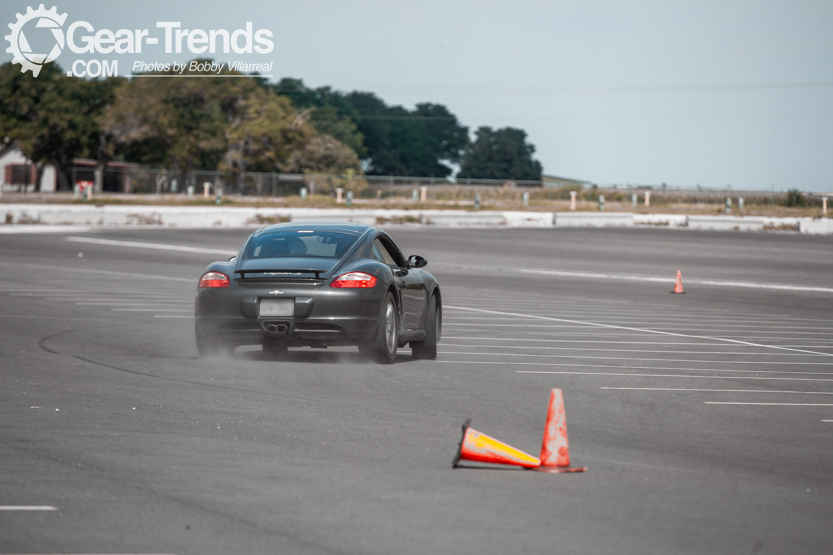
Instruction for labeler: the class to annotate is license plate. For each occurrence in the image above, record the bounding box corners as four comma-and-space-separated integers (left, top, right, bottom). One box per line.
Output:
260, 299, 294, 317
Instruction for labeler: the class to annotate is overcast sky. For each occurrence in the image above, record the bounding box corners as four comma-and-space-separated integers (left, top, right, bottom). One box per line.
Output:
3, 0, 832, 191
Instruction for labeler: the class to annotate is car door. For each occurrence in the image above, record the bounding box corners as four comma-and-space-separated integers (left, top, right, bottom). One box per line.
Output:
373, 235, 426, 331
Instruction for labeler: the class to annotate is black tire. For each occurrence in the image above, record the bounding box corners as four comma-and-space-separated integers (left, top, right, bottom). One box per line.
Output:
412, 294, 439, 360
195, 323, 233, 357
361, 291, 398, 364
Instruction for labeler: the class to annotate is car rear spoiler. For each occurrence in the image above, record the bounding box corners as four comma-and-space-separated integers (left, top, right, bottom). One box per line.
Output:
235, 269, 324, 280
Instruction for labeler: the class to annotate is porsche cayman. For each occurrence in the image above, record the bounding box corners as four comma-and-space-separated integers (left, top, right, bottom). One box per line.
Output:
194, 222, 441, 363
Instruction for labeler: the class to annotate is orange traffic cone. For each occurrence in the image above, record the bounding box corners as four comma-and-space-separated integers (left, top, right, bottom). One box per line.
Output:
453, 419, 541, 469
536, 388, 586, 473
671, 270, 685, 294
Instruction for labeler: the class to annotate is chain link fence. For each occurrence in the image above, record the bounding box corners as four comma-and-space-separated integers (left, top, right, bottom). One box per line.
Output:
61, 165, 829, 209
82, 166, 548, 197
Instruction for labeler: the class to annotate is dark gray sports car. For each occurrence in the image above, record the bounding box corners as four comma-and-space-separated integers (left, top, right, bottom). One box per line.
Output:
194, 222, 441, 363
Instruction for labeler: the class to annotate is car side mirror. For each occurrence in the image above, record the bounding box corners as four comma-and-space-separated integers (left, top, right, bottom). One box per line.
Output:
229, 256, 237, 262
408, 255, 427, 268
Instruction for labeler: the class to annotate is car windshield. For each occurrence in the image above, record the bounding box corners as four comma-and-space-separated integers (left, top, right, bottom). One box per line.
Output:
245, 230, 358, 259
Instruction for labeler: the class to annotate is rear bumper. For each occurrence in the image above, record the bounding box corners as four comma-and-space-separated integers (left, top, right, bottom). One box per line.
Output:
195, 285, 383, 346
196, 314, 379, 346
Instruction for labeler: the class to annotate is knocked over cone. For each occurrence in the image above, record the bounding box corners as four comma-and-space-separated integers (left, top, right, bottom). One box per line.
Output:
453, 419, 540, 469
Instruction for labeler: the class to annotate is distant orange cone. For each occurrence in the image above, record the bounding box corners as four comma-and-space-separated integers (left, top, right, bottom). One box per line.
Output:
537, 388, 586, 473
671, 270, 685, 294
453, 420, 541, 469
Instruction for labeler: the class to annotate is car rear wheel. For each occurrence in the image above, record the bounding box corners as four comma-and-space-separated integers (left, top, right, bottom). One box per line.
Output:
412, 294, 439, 360
361, 291, 398, 364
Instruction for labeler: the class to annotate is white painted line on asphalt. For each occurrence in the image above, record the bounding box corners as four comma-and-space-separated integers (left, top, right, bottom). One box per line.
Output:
447, 298, 827, 322
442, 323, 833, 335
154, 315, 193, 318
517, 268, 833, 294
0, 505, 57, 510
76, 302, 191, 306
440, 343, 830, 357
822, 420, 833, 422
13, 263, 193, 283
600, 387, 833, 395
28, 292, 188, 296
448, 306, 714, 317
439, 350, 833, 365
75, 299, 191, 303
623, 329, 833, 335
443, 305, 833, 357
441, 337, 833, 348
67, 235, 238, 256
499, 366, 833, 382
15, 296, 187, 302
442, 263, 833, 293
444, 316, 832, 328
441, 360, 833, 380
704, 402, 833, 406
467, 331, 833, 343
444, 319, 833, 331
442, 308, 829, 321
112, 308, 192, 312
10, 293, 104, 297
0, 315, 109, 320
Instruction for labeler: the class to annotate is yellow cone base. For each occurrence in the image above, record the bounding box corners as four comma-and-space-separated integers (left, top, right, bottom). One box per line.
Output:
453, 419, 541, 469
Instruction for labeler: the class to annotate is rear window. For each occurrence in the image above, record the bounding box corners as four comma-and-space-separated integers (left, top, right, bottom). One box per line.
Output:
245, 230, 358, 259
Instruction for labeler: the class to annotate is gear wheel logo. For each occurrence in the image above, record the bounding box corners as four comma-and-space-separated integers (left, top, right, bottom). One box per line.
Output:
5, 4, 68, 77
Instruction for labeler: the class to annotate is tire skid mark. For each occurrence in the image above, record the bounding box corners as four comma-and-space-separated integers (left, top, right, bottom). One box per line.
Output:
36, 324, 365, 402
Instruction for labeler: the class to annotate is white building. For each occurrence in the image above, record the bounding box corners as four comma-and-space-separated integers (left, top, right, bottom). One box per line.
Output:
0, 147, 57, 192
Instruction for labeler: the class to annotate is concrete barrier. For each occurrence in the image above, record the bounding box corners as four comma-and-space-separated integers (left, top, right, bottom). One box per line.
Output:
0, 205, 516, 228
634, 214, 687, 227
799, 218, 833, 235
420, 210, 506, 226
502, 211, 555, 227
686, 216, 765, 231
289, 210, 377, 225
2, 204, 830, 234
554, 212, 634, 227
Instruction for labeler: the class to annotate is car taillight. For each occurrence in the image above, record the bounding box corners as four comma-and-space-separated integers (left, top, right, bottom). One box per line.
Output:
330, 272, 377, 288
199, 271, 230, 288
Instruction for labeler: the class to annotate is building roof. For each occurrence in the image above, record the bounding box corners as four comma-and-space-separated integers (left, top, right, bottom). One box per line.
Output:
541, 174, 593, 187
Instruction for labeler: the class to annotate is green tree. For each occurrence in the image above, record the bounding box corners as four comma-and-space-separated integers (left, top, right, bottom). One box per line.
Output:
309, 105, 365, 156
345, 92, 468, 177
275, 78, 365, 157
284, 134, 361, 174
221, 89, 316, 174
0, 62, 121, 190
272, 79, 470, 177
102, 60, 250, 175
458, 126, 543, 181
785, 188, 805, 207
104, 62, 361, 187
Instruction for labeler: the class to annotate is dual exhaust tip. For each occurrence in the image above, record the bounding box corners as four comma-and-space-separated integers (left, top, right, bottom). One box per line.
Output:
265, 323, 288, 334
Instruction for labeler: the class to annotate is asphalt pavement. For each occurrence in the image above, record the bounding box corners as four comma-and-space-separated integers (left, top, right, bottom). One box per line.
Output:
1, 226, 832, 555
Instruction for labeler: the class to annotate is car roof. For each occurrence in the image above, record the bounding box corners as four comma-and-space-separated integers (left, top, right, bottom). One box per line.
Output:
255, 222, 375, 236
